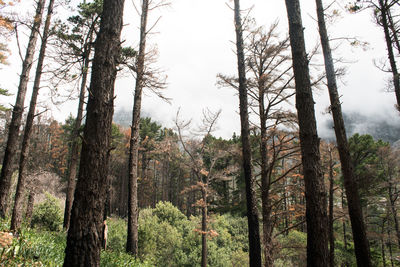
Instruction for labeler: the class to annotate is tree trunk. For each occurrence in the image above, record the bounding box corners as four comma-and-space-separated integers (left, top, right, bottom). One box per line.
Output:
233, 1, 262, 266
10, 0, 54, 232
0, 0, 45, 218
315, 1, 372, 265
25, 190, 35, 225
328, 147, 335, 267
63, 0, 124, 265
126, 0, 148, 255
381, 220, 387, 267
388, 182, 400, 247
63, 28, 94, 230
379, 0, 400, 110
285, 0, 329, 266
201, 186, 208, 267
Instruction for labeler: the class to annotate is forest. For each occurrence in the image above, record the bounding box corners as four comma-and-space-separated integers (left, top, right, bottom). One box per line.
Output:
0, 0, 400, 266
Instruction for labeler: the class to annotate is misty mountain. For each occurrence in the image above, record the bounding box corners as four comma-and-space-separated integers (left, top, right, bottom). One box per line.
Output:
321, 111, 400, 144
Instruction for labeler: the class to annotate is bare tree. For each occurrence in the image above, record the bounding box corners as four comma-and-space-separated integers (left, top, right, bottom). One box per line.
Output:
0, 0, 46, 218
126, 0, 169, 255
232, 0, 262, 265
10, 0, 55, 232
315, 0, 372, 266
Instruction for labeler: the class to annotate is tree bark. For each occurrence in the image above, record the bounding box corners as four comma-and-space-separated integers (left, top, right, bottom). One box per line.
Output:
0, 0, 45, 218
379, 0, 400, 110
126, 0, 149, 255
285, 0, 329, 266
63, 0, 124, 265
10, 0, 55, 232
315, 1, 372, 266
233, 1, 262, 266
328, 148, 335, 267
63, 27, 94, 230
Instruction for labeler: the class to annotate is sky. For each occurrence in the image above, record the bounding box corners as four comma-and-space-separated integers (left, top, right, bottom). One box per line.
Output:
1, 0, 399, 139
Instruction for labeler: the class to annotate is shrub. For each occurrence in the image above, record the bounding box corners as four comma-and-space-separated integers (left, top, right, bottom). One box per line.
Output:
31, 192, 63, 231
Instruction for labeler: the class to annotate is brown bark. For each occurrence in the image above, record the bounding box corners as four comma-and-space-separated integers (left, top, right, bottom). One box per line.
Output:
315, 1, 372, 266
328, 148, 334, 267
63, 0, 124, 265
233, 1, 262, 266
63, 27, 94, 230
0, 0, 45, 218
379, 0, 400, 110
10, 0, 54, 232
284, 0, 329, 266
127, 0, 149, 255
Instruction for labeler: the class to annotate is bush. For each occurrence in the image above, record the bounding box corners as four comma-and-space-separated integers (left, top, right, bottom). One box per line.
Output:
31, 192, 63, 231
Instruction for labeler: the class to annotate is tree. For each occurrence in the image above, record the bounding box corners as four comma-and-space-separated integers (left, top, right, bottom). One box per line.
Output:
10, 0, 55, 232
284, 0, 329, 265
63, 0, 125, 265
315, 0, 372, 265
233, 1, 262, 265
0, 0, 45, 218
56, 0, 102, 231
127, 0, 169, 255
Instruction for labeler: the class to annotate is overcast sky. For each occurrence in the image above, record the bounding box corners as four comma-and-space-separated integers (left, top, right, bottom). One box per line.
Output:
2, 0, 399, 139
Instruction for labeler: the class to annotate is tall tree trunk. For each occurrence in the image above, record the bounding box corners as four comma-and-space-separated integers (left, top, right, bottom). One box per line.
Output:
0, 0, 45, 218
259, 80, 273, 267
315, 1, 372, 265
379, 0, 400, 110
284, 0, 329, 266
63, 0, 124, 265
328, 147, 335, 267
63, 29, 94, 230
126, 0, 148, 255
233, 1, 262, 266
10, 0, 54, 232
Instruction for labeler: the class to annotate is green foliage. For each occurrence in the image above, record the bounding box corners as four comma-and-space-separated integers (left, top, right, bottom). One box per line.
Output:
0, 228, 66, 266
31, 193, 63, 232
101, 250, 151, 267
137, 202, 248, 267
106, 217, 127, 252
275, 230, 307, 267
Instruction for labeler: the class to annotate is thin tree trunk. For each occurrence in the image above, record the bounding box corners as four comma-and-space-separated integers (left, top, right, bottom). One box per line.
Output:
24, 190, 35, 225
379, 0, 400, 110
387, 225, 394, 267
259, 79, 273, 267
63, 0, 124, 265
285, 0, 329, 266
63, 30, 94, 230
328, 147, 335, 267
10, 0, 54, 232
233, 1, 262, 266
127, 0, 148, 255
201, 185, 208, 267
0, 0, 45, 218
315, 1, 372, 265
381, 220, 387, 267
388, 182, 400, 247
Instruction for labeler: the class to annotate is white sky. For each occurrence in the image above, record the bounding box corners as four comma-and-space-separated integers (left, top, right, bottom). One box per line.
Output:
1, 0, 399, 139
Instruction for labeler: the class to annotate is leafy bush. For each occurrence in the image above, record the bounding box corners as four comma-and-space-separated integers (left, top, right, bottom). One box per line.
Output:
31, 192, 63, 231
106, 217, 127, 252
